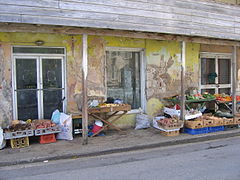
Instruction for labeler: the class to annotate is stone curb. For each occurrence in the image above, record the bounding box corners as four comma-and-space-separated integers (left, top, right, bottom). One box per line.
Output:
0, 130, 239, 167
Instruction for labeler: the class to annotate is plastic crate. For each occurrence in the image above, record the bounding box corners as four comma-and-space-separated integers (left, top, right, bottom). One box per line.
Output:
184, 127, 208, 135
208, 126, 224, 133
10, 137, 29, 148
4, 130, 34, 140
224, 125, 239, 131
40, 134, 56, 144
35, 125, 61, 136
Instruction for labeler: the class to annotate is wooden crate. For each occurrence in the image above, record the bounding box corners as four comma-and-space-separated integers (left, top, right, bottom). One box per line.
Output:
223, 118, 234, 125
10, 137, 29, 149
213, 118, 224, 126
157, 120, 183, 130
185, 120, 203, 129
203, 119, 214, 127
160, 130, 179, 136
234, 117, 240, 124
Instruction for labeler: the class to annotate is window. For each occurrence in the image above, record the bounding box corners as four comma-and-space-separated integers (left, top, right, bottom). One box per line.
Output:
106, 48, 145, 109
200, 53, 231, 95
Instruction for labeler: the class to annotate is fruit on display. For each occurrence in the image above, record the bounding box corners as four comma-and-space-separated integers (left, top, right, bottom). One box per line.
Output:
157, 116, 183, 130
186, 109, 201, 116
202, 92, 215, 99
4, 120, 32, 132
214, 93, 232, 101
32, 119, 56, 129
186, 93, 204, 100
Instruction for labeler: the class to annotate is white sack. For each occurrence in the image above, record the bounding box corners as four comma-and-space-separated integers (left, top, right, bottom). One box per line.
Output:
135, 113, 150, 130
0, 127, 6, 150
56, 113, 73, 140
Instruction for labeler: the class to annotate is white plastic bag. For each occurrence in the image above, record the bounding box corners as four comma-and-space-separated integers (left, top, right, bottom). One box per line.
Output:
51, 109, 61, 124
135, 113, 150, 130
56, 113, 73, 140
0, 127, 6, 150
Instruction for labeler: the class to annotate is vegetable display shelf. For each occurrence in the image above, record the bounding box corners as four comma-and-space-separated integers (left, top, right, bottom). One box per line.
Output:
164, 98, 216, 111
34, 125, 61, 136
4, 129, 34, 140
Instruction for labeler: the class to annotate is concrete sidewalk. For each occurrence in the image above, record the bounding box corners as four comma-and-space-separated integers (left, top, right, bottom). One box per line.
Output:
0, 127, 240, 167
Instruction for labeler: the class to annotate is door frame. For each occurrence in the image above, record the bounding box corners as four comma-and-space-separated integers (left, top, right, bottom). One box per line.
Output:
199, 52, 232, 94
12, 46, 66, 120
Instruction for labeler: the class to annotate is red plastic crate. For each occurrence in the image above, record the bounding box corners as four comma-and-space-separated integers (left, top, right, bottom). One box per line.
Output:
40, 134, 56, 144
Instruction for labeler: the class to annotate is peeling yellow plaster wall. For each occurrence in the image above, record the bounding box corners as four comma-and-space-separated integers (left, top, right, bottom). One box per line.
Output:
88, 36, 200, 127
145, 40, 181, 99
186, 43, 200, 88
145, 40, 200, 117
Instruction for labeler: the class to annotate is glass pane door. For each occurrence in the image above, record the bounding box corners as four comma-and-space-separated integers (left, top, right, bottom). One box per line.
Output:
42, 58, 64, 119
218, 58, 231, 94
218, 59, 230, 84
201, 58, 216, 85
15, 58, 39, 120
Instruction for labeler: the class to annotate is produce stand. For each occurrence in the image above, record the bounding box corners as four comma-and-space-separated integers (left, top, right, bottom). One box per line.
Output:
3, 119, 61, 148
88, 104, 131, 137
214, 100, 240, 114
153, 116, 184, 136
164, 98, 216, 111
34, 126, 61, 136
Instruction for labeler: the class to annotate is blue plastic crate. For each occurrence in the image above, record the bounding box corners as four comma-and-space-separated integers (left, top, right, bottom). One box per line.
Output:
184, 127, 208, 135
208, 126, 224, 133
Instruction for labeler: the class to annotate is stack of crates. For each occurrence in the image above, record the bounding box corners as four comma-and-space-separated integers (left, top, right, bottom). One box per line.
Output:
184, 117, 225, 135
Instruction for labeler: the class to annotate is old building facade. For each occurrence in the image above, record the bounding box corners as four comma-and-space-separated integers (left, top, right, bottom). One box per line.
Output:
0, 0, 239, 128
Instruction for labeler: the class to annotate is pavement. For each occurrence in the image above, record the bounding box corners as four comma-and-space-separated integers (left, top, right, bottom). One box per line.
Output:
0, 127, 240, 167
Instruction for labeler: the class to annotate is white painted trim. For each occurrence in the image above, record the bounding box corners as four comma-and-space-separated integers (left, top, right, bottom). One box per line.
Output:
105, 47, 144, 52
200, 52, 231, 58
62, 55, 67, 113
12, 56, 17, 120
140, 49, 147, 112
38, 57, 42, 119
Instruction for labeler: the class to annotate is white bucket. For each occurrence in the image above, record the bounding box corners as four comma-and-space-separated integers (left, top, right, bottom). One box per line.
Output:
95, 120, 103, 127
